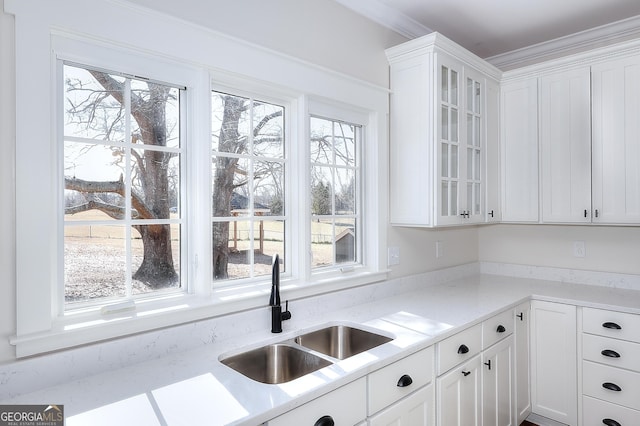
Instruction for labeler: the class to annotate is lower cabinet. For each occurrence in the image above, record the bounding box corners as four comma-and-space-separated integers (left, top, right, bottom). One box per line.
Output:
530, 300, 577, 425
482, 335, 515, 426
437, 355, 482, 426
369, 384, 434, 426
514, 302, 531, 425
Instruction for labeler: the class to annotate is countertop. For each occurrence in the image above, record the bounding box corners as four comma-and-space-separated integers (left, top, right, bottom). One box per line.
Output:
3, 273, 640, 425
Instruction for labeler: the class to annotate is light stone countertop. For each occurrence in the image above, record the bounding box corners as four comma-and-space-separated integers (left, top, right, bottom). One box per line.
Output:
3, 273, 640, 425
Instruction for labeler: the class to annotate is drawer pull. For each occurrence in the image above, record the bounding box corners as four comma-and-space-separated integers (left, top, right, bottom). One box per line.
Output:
484, 359, 492, 370
602, 382, 622, 392
602, 419, 621, 426
517, 312, 524, 321
601, 349, 621, 358
496, 325, 506, 333
462, 370, 471, 377
396, 374, 413, 388
602, 322, 622, 330
457, 344, 469, 354
314, 415, 334, 426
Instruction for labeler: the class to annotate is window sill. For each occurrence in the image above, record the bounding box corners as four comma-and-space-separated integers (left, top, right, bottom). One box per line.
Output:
10, 270, 389, 358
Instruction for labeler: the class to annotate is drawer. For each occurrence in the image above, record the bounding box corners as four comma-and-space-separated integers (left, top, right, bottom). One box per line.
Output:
583, 395, 640, 426
583, 361, 640, 411
268, 377, 366, 426
482, 308, 514, 349
436, 323, 482, 375
368, 346, 434, 415
583, 333, 640, 372
583, 308, 640, 343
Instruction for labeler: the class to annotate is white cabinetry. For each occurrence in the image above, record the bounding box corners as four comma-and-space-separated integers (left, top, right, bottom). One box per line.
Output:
581, 308, 640, 426
540, 67, 592, 223
500, 78, 539, 222
268, 377, 366, 426
530, 301, 577, 425
482, 335, 515, 426
386, 32, 501, 227
592, 55, 640, 224
514, 302, 531, 425
438, 355, 482, 426
368, 346, 435, 425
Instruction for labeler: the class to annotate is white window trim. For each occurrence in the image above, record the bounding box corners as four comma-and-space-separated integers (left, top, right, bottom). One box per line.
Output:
9, 0, 389, 357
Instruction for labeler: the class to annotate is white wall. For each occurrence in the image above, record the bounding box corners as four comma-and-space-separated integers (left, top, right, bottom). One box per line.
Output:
0, 0, 16, 364
479, 224, 640, 274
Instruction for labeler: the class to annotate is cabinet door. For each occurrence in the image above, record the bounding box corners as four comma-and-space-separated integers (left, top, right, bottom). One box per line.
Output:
592, 54, 640, 224
514, 302, 531, 425
485, 77, 501, 222
501, 78, 539, 222
530, 301, 577, 426
369, 384, 434, 426
437, 355, 482, 426
540, 67, 592, 223
482, 335, 515, 426
437, 53, 465, 226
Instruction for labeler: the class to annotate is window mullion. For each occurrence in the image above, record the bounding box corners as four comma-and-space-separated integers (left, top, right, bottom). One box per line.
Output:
124, 78, 133, 298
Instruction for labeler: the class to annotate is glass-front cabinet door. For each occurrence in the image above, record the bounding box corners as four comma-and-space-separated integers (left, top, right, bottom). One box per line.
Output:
437, 55, 485, 225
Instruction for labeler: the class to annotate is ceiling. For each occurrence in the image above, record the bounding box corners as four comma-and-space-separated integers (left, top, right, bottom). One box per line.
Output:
335, 0, 640, 60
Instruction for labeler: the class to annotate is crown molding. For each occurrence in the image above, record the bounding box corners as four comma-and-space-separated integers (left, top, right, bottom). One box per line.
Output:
486, 14, 640, 70
333, 0, 432, 39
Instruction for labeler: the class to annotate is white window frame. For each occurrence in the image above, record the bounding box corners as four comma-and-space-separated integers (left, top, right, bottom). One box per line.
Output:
10, 1, 389, 357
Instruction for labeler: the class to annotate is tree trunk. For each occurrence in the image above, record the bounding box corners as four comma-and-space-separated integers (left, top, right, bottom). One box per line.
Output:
133, 224, 178, 288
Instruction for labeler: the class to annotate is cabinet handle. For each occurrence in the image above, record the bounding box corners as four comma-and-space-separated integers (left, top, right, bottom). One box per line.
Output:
462, 370, 471, 377
602, 382, 622, 392
595, 209, 599, 218
584, 209, 588, 218
460, 211, 469, 218
602, 418, 621, 426
484, 359, 492, 370
602, 322, 622, 330
601, 349, 621, 358
489, 210, 494, 218
496, 325, 506, 333
457, 344, 470, 354
314, 415, 334, 426
396, 374, 413, 388
517, 312, 524, 321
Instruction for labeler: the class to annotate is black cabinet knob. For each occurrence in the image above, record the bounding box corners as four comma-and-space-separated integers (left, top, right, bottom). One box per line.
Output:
462, 370, 471, 377
517, 312, 524, 321
314, 415, 334, 426
496, 325, 506, 333
602, 322, 622, 330
458, 344, 469, 354
602, 382, 622, 392
484, 360, 492, 370
397, 374, 413, 388
601, 349, 621, 358
602, 419, 621, 426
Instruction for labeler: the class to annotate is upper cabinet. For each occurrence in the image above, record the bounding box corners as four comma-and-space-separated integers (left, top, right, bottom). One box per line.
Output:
386, 33, 502, 227
501, 44, 640, 226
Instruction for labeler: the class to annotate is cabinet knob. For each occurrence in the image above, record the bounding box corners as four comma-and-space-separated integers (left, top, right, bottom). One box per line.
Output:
489, 210, 494, 218
462, 370, 471, 377
484, 359, 492, 370
457, 344, 470, 354
397, 374, 413, 388
314, 415, 334, 426
602, 382, 622, 392
602, 322, 622, 330
517, 312, 524, 321
496, 324, 506, 333
601, 349, 621, 358
602, 419, 621, 426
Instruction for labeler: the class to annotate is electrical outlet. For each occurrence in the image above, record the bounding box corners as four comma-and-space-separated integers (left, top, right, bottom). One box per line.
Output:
436, 241, 443, 258
388, 247, 400, 266
573, 241, 585, 258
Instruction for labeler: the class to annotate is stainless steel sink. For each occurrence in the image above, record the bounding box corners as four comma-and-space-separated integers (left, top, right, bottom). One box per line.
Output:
220, 343, 332, 384
295, 325, 393, 360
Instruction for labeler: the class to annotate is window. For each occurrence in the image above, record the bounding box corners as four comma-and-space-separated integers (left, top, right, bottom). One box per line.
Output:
62, 63, 185, 308
210, 91, 286, 283
310, 116, 361, 270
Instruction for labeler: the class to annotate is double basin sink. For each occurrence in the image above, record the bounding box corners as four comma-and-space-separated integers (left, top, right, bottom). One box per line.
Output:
220, 324, 393, 384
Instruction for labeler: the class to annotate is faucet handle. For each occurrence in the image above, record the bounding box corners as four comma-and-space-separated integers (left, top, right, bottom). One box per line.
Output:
282, 300, 292, 321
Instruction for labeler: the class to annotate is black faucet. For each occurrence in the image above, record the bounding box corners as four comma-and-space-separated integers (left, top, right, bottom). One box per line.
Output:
270, 254, 291, 333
